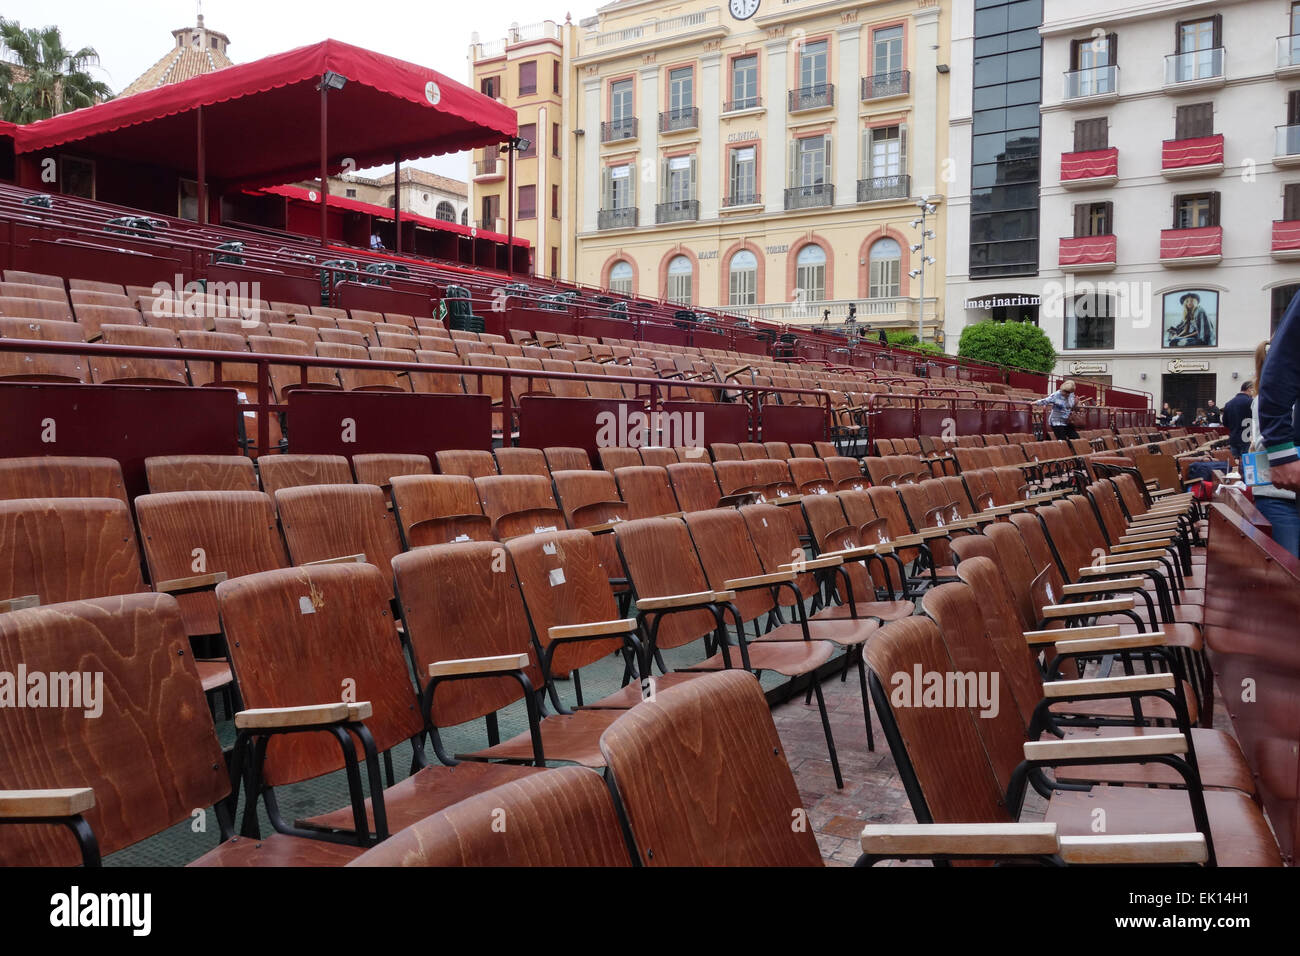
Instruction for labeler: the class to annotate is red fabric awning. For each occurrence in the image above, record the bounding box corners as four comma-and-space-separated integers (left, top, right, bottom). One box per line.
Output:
261, 184, 528, 247
12, 39, 515, 189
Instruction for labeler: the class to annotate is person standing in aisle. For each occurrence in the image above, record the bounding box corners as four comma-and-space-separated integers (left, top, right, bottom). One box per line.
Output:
1030, 380, 1079, 440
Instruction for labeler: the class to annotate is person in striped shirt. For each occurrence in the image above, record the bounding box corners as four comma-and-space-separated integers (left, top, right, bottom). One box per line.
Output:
1029, 380, 1079, 440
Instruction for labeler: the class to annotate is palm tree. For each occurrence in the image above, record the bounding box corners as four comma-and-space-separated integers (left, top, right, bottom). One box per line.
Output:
0, 18, 112, 123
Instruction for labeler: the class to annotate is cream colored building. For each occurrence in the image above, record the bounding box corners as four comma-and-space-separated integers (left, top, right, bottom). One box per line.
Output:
331, 168, 470, 224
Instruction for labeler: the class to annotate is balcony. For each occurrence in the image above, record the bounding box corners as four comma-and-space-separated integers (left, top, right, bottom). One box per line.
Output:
1273, 220, 1300, 259
473, 157, 505, 181
1060, 147, 1118, 188
1278, 35, 1300, 76
600, 118, 639, 144
1159, 225, 1222, 266
658, 107, 699, 133
785, 183, 835, 210
474, 218, 499, 232
583, 7, 724, 54
1062, 65, 1119, 104
1164, 48, 1225, 90
1161, 134, 1224, 178
655, 199, 699, 224
1276, 124, 1300, 167
856, 174, 911, 203
861, 70, 910, 101
597, 207, 638, 230
722, 193, 762, 209
722, 96, 763, 114
789, 83, 834, 113
1059, 235, 1117, 273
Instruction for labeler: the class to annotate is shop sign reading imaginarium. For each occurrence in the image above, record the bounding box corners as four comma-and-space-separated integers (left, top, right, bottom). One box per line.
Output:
963, 294, 1041, 309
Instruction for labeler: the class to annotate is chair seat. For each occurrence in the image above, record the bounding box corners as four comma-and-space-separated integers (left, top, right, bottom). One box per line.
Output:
300, 760, 544, 834
583, 671, 704, 709
813, 600, 915, 623
1045, 785, 1282, 867
1049, 687, 1190, 724
195, 658, 232, 691
189, 832, 368, 867
461, 708, 626, 769
1096, 603, 1203, 626
755, 616, 879, 647
685, 639, 835, 677
1054, 726, 1254, 793
1110, 621, 1203, 651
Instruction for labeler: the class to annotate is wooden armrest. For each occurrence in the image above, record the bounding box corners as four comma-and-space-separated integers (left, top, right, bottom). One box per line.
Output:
772, 494, 803, 506
583, 518, 627, 534
0, 594, 39, 613
890, 533, 926, 548
1111, 540, 1173, 554
1053, 631, 1168, 655
860, 822, 1058, 857
548, 618, 638, 641
1061, 577, 1145, 595
780, 555, 844, 571
1077, 560, 1162, 577
428, 653, 531, 679
916, 526, 954, 540
301, 553, 366, 567
1023, 732, 1186, 761
1041, 596, 1135, 617
1057, 833, 1207, 866
636, 589, 735, 611
723, 570, 797, 590
820, 544, 892, 559
1040, 672, 1175, 699
155, 571, 229, 594
1023, 624, 1121, 645
0, 788, 95, 819
235, 702, 356, 730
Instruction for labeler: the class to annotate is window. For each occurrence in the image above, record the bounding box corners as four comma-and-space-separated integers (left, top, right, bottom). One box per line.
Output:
480, 75, 499, 99
730, 54, 759, 110
728, 250, 758, 306
461, 209, 468, 226
1175, 102, 1214, 140
1176, 17, 1219, 54
611, 78, 634, 122
1171, 16, 1222, 82
1073, 201, 1113, 237
552, 122, 560, 157
1064, 294, 1116, 349
1272, 283, 1300, 334
553, 60, 561, 94
666, 255, 693, 305
345, 188, 357, 199
1073, 117, 1108, 152
609, 260, 634, 295
872, 26, 904, 78
795, 244, 827, 302
868, 238, 901, 298
662, 155, 696, 203
794, 134, 830, 186
1285, 183, 1300, 221
604, 164, 635, 209
518, 185, 536, 220
1069, 33, 1117, 70
434, 201, 455, 222
798, 39, 829, 91
668, 66, 694, 114
869, 125, 904, 178
551, 184, 560, 219
518, 124, 537, 158
551, 247, 558, 279
728, 146, 757, 204
519, 60, 537, 96
1174, 192, 1219, 228
481, 194, 499, 227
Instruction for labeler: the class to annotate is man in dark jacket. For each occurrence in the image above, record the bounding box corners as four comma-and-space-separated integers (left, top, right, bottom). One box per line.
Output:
1204, 399, 1221, 424
1222, 382, 1254, 460
1258, 289, 1300, 491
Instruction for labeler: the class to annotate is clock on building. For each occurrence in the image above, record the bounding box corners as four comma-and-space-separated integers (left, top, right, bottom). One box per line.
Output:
729, 0, 760, 21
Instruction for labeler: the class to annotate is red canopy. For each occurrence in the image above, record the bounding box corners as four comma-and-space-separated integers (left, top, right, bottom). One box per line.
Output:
13, 39, 515, 189
261, 184, 528, 247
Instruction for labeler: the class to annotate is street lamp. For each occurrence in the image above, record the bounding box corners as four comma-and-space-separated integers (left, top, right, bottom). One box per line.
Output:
500, 135, 533, 277
910, 197, 939, 345
316, 72, 348, 246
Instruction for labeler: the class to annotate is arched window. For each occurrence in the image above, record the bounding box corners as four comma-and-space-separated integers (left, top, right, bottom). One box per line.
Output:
435, 201, 456, 222
666, 255, 693, 305
460, 208, 468, 226
728, 249, 758, 306
609, 260, 634, 295
795, 244, 827, 303
868, 238, 901, 298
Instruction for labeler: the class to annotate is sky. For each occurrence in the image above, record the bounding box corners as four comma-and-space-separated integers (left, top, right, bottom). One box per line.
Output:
1, 0, 597, 178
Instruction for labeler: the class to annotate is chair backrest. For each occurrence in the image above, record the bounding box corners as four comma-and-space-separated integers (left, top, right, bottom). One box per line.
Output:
712, 459, 761, 496
665, 461, 721, 513
351, 453, 433, 489
683, 508, 773, 623
614, 465, 680, 520
348, 766, 631, 867
391, 542, 543, 728
0, 316, 87, 382
135, 490, 289, 636
0, 456, 126, 503
275, 484, 403, 594
216, 563, 423, 788
597, 447, 643, 473
638, 446, 679, 468
543, 447, 591, 472
599, 670, 822, 866
612, 517, 716, 651
709, 443, 742, 462
494, 446, 550, 477
550, 469, 626, 528
0, 594, 229, 865
145, 455, 258, 493
389, 474, 491, 546
0, 497, 145, 607
475, 474, 563, 537
257, 454, 352, 496
435, 449, 498, 479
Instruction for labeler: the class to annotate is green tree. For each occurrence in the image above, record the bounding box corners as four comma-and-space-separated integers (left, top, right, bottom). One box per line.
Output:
957, 320, 1056, 373
883, 329, 945, 357
0, 19, 112, 123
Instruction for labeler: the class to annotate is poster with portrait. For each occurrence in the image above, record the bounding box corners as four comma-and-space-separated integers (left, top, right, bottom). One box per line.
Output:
1162, 290, 1218, 348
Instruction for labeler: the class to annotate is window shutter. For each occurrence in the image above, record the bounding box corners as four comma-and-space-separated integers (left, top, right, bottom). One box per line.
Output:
689, 154, 697, 200
1069, 38, 1081, 71
860, 127, 870, 179
1172, 194, 1181, 229
1208, 191, 1221, 227
1289, 90, 1300, 125
1106, 33, 1118, 66
1102, 201, 1114, 235
1073, 204, 1087, 239
1211, 14, 1222, 48
824, 133, 832, 185
899, 123, 908, 176
789, 139, 798, 187
630, 169, 636, 207
1286, 183, 1300, 221
660, 158, 669, 204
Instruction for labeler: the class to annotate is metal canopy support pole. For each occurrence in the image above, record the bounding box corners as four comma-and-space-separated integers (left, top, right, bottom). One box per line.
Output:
393, 152, 402, 255
319, 83, 329, 246
196, 105, 207, 225
506, 141, 515, 277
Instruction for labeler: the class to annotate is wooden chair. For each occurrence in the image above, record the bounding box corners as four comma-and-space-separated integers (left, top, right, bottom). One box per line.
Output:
275, 484, 404, 595
475, 474, 567, 539
597, 447, 643, 473
258, 454, 353, 496
348, 767, 631, 867
90, 324, 187, 386
613, 465, 681, 520
665, 461, 725, 513
72, 303, 145, 341
494, 447, 550, 477
638, 446, 679, 468
390, 474, 492, 547
145, 455, 258, 493
435, 449, 497, 479
0, 316, 88, 383
351, 453, 433, 491
543, 446, 591, 472
599, 670, 824, 866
